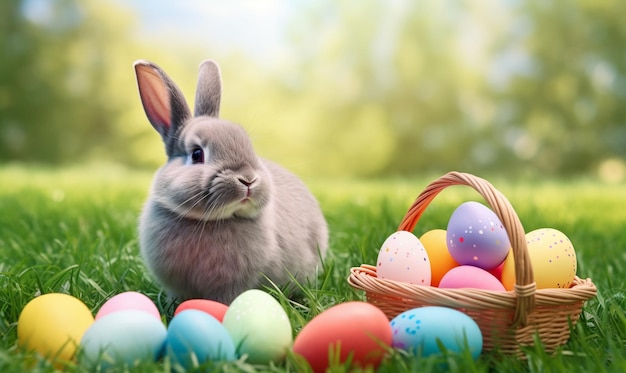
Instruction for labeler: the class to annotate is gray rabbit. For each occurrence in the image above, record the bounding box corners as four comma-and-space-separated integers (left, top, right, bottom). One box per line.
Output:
134, 59, 328, 304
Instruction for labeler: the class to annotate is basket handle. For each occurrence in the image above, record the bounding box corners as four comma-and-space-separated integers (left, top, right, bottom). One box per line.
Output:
397, 171, 536, 327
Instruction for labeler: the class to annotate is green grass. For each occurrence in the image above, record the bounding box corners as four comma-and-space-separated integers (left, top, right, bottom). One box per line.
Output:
1, 165, 625, 372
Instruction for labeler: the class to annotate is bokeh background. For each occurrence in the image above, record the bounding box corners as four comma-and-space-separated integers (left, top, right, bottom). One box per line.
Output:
2, 0, 625, 181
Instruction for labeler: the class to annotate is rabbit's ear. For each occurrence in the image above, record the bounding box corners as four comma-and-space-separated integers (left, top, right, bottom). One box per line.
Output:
194, 60, 222, 117
134, 60, 191, 141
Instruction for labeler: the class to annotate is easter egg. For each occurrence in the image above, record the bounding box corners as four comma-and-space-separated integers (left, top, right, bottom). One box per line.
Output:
80, 310, 166, 369
390, 306, 482, 359
502, 228, 577, 289
376, 231, 431, 285
174, 299, 228, 322
17, 293, 94, 361
420, 229, 458, 286
293, 301, 392, 373
500, 250, 515, 291
166, 310, 236, 370
222, 289, 292, 364
488, 259, 506, 281
447, 201, 511, 270
438, 265, 506, 291
95, 291, 160, 321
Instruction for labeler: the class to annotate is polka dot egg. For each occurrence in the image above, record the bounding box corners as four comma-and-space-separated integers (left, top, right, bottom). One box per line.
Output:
505, 228, 577, 289
390, 306, 482, 360
376, 231, 431, 285
446, 201, 511, 270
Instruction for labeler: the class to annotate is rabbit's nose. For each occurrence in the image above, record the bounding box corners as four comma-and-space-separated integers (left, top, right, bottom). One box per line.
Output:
238, 177, 256, 187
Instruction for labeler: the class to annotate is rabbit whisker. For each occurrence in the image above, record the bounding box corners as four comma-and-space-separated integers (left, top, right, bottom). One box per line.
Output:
174, 189, 210, 217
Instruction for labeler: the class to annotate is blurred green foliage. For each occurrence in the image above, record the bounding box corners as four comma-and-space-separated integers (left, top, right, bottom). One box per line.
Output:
1, 0, 625, 179
1, 0, 134, 164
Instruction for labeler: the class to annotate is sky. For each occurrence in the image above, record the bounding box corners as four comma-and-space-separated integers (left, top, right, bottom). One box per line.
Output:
20, 0, 296, 63
113, 1, 529, 86
20, 0, 523, 78
114, 0, 296, 63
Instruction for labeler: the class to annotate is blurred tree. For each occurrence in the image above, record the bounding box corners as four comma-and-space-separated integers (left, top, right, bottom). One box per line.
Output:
0, 0, 139, 165
491, 0, 626, 175
275, 0, 497, 176
271, 0, 626, 177
1, 0, 625, 179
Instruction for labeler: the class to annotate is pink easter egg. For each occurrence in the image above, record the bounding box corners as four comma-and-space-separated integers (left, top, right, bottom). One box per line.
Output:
438, 265, 506, 291
376, 231, 431, 285
96, 291, 161, 321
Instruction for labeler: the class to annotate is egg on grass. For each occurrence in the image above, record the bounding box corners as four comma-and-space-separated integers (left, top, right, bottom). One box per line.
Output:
95, 291, 160, 321
293, 301, 392, 373
390, 306, 483, 360
222, 289, 292, 364
174, 299, 228, 322
165, 310, 236, 370
17, 293, 95, 362
80, 310, 166, 369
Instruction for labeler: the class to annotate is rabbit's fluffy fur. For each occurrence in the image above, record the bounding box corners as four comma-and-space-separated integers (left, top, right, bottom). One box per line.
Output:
134, 59, 328, 304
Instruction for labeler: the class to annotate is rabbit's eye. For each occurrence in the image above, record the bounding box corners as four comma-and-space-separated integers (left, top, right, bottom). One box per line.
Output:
190, 148, 204, 164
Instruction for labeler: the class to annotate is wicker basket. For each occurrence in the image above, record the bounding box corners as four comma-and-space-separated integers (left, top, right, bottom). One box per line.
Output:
348, 171, 597, 357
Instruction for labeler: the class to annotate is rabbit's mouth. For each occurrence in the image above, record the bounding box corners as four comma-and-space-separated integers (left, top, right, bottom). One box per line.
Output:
201, 189, 263, 220
232, 194, 263, 218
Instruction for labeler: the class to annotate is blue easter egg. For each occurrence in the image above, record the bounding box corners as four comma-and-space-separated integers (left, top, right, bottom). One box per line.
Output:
165, 309, 236, 370
390, 306, 482, 359
80, 309, 166, 369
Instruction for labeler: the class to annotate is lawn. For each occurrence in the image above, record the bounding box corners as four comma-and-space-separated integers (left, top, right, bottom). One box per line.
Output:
0, 165, 625, 372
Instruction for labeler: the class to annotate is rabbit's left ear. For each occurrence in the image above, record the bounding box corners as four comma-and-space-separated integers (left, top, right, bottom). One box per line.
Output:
194, 60, 222, 118
134, 59, 191, 140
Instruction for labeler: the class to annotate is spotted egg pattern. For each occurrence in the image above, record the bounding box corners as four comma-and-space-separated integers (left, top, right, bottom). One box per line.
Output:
390, 306, 483, 360
525, 228, 577, 288
446, 201, 511, 270
393, 312, 421, 342
376, 231, 431, 285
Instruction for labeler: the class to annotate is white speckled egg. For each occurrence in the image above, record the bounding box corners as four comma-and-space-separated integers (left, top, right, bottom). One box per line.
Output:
376, 231, 431, 285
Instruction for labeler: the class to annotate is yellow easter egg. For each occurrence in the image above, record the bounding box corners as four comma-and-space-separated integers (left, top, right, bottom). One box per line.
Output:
420, 229, 458, 287
526, 228, 577, 289
18, 293, 95, 361
500, 249, 515, 291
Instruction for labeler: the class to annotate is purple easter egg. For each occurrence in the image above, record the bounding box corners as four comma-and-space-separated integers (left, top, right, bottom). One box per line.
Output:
446, 201, 510, 270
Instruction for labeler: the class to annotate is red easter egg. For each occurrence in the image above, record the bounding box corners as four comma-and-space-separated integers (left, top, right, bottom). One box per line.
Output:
488, 260, 505, 281
293, 302, 392, 373
174, 299, 229, 322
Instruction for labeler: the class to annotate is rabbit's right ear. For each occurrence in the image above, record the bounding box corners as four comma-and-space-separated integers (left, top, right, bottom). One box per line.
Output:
194, 60, 222, 118
134, 60, 191, 146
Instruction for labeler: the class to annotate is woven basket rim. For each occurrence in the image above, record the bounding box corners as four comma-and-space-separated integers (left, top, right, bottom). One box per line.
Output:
349, 171, 598, 327
349, 264, 597, 310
